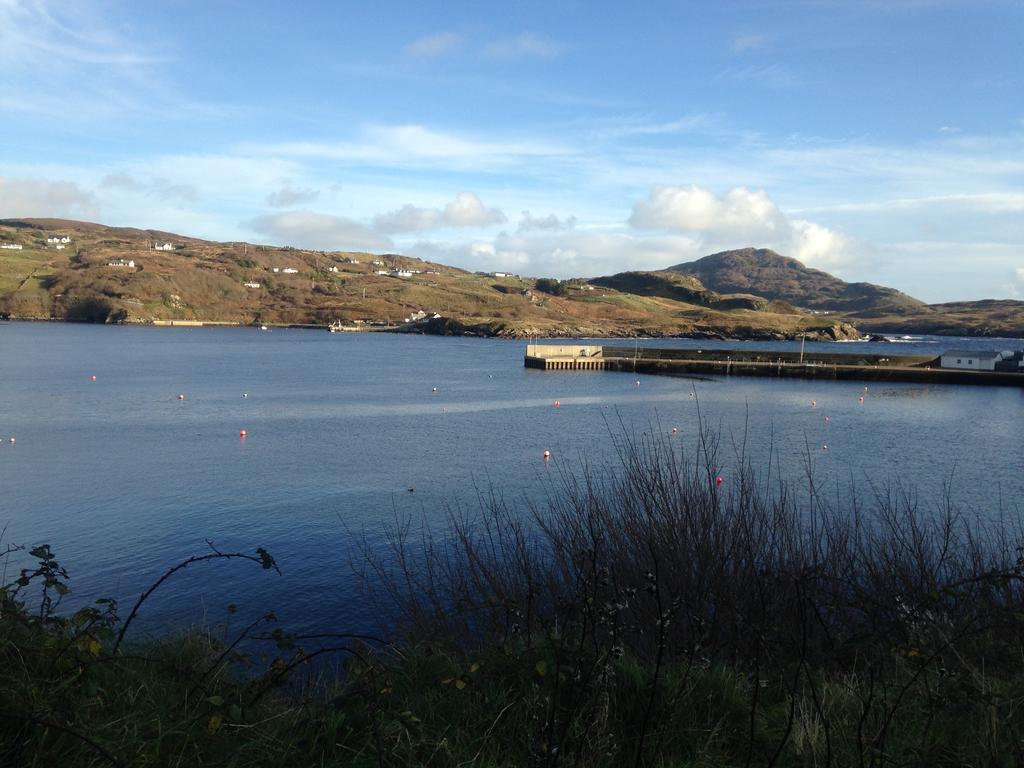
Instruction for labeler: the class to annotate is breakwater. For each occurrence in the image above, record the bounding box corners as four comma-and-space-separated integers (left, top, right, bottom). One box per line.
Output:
524, 344, 1024, 387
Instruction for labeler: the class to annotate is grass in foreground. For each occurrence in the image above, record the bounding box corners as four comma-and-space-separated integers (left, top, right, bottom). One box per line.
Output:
3, 427, 1024, 766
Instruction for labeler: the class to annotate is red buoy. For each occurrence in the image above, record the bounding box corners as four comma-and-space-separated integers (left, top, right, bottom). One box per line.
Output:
858, 396, 864, 403
239, 429, 247, 437
715, 475, 723, 486
90, 375, 97, 381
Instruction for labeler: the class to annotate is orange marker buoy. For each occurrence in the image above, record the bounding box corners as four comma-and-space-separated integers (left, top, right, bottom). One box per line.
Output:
178, 394, 185, 400
90, 375, 97, 381
543, 450, 551, 460
715, 475, 723, 486
239, 429, 247, 437
554, 400, 560, 408
858, 396, 864, 403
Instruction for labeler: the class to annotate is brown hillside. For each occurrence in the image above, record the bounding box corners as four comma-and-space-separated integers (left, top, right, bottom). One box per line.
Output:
0, 219, 857, 340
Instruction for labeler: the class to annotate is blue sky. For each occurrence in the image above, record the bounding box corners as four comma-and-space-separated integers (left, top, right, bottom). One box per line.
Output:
1, 0, 1022, 301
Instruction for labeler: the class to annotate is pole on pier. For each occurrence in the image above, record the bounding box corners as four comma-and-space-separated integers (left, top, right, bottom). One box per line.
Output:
800, 333, 806, 363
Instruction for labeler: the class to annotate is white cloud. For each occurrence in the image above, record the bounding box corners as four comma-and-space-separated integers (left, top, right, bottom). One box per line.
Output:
410, 229, 702, 279
1009, 267, 1024, 299
247, 211, 392, 252
404, 32, 463, 58
0, 176, 99, 219
789, 220, 851, 269
266, 186, 320, 207
517, 211, 577, 232
485, 33, 562, 59
373, 193, 505, 233
443, 192, 506, 227
630, 185, 783, 235
630, 184, 854, 269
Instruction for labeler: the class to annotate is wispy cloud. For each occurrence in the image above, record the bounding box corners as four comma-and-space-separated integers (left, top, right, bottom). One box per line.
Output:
716, 63, 802, 89
0, 0, 162, 67
731, 34, 768, 54
248, 124, 569, 171
485, 33, 562, 59
404, 32, 463, 58
0, 0, 230, 122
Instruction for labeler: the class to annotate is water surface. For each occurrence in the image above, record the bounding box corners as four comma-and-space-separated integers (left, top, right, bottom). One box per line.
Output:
1, 323, 1021, 636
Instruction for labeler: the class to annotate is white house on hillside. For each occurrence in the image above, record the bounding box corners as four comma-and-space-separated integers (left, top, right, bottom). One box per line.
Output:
153, 242, 176, 251
1, 243, 23, 250
47, 236, 71, 244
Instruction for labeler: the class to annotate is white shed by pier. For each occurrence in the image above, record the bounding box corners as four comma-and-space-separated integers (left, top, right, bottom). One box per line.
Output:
940, 350, 1008, 371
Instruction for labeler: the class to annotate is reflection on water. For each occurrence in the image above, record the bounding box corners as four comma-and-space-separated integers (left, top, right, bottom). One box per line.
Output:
0, 323, 1021, 637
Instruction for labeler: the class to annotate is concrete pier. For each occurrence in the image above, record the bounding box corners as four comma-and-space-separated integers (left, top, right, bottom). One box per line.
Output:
524, 344, 1024, 387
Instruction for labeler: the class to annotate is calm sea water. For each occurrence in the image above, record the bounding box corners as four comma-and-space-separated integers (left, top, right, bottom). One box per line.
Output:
1, 323, 1022, 637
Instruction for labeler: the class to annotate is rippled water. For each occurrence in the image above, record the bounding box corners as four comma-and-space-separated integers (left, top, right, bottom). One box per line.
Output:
1, 323, 1021, 637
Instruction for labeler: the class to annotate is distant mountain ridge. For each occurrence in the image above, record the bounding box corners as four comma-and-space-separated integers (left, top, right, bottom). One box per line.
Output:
666, 248, 928, 316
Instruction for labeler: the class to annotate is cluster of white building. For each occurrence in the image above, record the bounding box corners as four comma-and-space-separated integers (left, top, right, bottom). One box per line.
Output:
107, 258, 135, 268
1, 243, 23, 250
376, 268, 421, 278
403, 310, 443, 323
